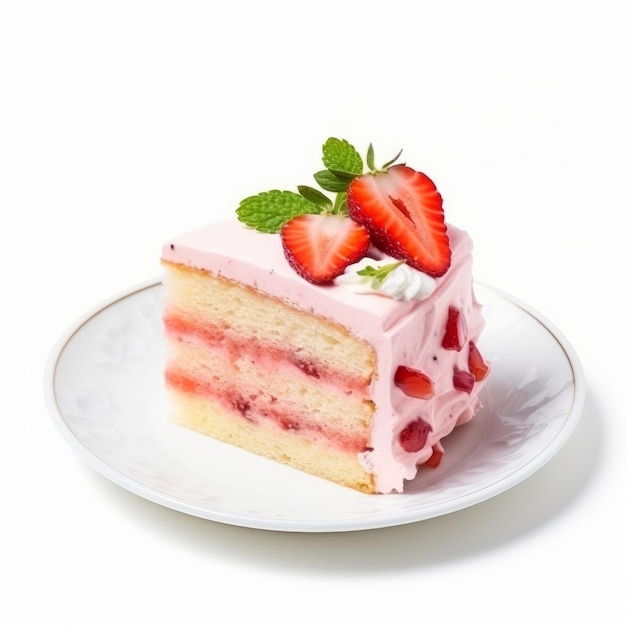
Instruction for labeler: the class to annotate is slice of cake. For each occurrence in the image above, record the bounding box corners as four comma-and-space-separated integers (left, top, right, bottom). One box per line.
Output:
161, 138, 489, 494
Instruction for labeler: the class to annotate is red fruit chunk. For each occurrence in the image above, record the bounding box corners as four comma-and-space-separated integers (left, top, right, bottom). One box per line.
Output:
347, 165, 451, 277
280, 214, 370, 284
442, 306, 467, 351
399, 418, 432, 453
424, 445, 444, 468
394, 366, 435, 399
468, 341, 489, 381
453, 368, 475, 393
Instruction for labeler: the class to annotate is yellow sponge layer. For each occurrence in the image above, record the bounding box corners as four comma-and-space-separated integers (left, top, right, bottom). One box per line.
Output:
162, 261, 378, 493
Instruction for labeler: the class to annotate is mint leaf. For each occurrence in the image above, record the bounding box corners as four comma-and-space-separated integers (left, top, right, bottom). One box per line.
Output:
236, 190, 320, 233
327, 167, 360, 180
357, 261, 405, 285
313, 169, 350, 193
235, 138, 378, 232
297, 185, 333, 212
322, 138, 363, 178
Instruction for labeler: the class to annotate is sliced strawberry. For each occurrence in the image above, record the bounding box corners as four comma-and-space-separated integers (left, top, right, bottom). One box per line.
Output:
280, 214, 370, 284
442, 306, 467, 351
347, 165, 451, 277
394, 366, 435, 399
398, 418, 432, 453
468, 341, 489, 381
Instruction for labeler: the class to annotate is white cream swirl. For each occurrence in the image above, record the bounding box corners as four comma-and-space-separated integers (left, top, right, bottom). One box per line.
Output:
334, 256, 436, 302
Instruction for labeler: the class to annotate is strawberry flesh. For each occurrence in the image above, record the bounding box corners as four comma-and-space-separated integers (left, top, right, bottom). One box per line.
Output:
394, 365, 435, 399
442, 306, 467, 351
399, 418, 432, 453
347, 165, 451, 277
453, 368, 475, 393
424, 445, 444, 468
468, 341, 489, 381
280, 214, 370, 284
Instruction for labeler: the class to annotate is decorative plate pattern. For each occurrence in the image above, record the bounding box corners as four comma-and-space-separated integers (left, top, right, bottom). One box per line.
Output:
44, 279, 585, 532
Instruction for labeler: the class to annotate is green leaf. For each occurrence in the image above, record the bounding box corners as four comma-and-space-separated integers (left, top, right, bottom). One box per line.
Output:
333, 191, 348, 216
236, 190, 320, 233
297, 185, 333, 212
381, 148, 403, 170
327, 167, 360, 181
313, 169, 349, 193
366, 143, 376, 171
322, 138, 363, 177
356, 261, 405, 285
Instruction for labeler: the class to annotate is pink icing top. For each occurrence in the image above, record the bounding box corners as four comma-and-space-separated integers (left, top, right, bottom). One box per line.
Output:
162, 218, 486, 493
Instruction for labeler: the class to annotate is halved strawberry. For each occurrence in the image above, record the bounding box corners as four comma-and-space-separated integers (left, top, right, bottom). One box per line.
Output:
280, 214, 370, 284
347, 165, 451, 277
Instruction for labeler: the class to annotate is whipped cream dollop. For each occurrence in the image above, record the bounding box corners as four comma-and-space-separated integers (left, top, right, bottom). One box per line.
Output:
334, 256, 436, 302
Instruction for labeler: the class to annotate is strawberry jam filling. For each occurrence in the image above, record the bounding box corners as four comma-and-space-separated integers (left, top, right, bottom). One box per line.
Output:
163, 314, 370, 392
165, 370, 368, 454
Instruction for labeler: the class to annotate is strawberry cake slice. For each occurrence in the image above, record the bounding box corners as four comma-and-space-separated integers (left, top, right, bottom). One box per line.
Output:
161, 138, 489, 494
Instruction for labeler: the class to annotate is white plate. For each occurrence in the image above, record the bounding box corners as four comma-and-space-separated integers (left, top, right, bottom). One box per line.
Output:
44, 279, 585, 532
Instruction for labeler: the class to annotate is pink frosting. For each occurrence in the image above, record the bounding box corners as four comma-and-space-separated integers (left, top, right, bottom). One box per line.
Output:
162, 218, 486, 493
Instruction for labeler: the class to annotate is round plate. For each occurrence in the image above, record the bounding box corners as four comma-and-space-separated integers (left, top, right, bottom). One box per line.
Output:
44, 279, 585, 532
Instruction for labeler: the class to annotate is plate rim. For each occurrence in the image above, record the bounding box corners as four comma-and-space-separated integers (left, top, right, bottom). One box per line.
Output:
43, 277, 586, 532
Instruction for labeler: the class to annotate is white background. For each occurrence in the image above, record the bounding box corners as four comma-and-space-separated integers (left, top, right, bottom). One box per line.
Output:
1, 1, 624, 624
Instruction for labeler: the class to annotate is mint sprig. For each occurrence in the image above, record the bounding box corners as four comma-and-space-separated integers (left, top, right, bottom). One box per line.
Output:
356, 261, 405, 286
236, 137, 401, 233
